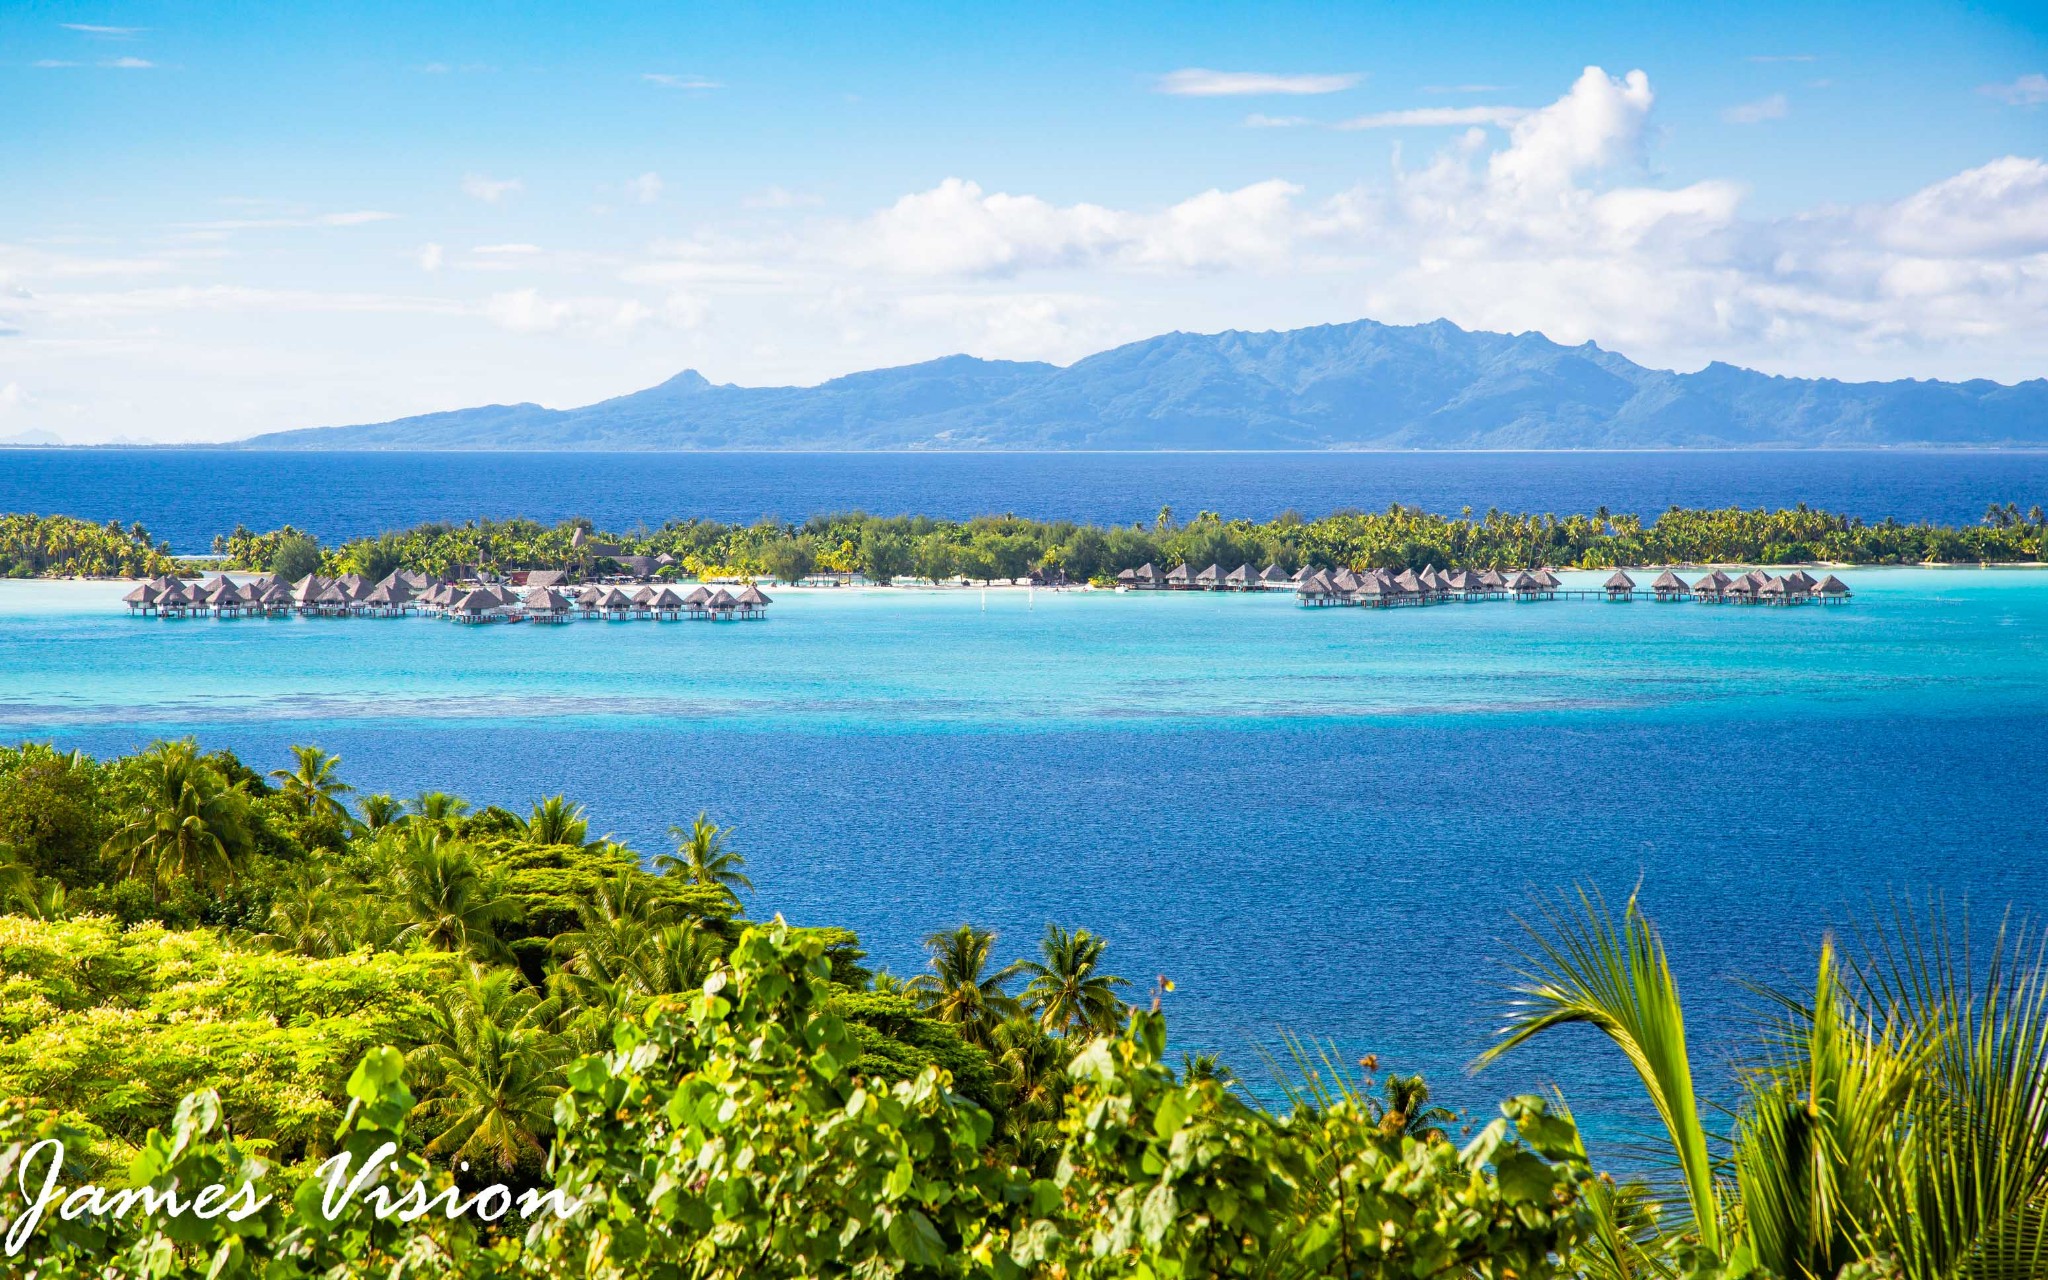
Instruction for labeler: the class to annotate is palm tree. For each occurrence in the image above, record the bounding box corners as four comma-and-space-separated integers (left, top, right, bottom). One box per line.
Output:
408, 791, 470, 829
267, 745, 353, 821
521, 794, 592, 848
356, 793, 405, 830
1371, 1073, 1457, 1144
991, 1016, 1071, 1170
406, 966, 566, 1175
0, 843, 37, 912
1019, 923, 1130, 1036
101, 740, 252, 900
656, 813, 751, 900
909, 924, 1026, 1047
391, 836, 517, 959
1477, 890, 2048, 1280
1179, 1052, 1237, 1088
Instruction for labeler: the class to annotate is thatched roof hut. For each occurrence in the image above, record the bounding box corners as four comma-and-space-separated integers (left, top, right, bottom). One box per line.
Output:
1651, 570, 1690, 599
1224, 564, 1254, 589
682, 586, 713, 608
291, 574, 327, 605
1604, 570, 1635, 599
1165, 563, 1193, 587
1261, 564, 1290, 585
1533, 568, 1562, 589
526, 587, 570, 612
708, 588, 739, 614
1195, 563, 1224, 587
737, 584, 772, 606
1816, 574, 1851, 599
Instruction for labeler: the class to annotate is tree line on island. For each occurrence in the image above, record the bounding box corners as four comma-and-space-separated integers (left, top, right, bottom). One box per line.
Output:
0, 738, 2044, 1277
4, 501, 2048, 581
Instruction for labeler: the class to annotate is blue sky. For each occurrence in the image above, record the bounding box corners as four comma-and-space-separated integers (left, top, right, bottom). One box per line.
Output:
3, 0, 2044, 441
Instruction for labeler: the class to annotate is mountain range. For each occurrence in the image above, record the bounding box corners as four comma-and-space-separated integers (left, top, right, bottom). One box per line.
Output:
239, 319, 2048, 450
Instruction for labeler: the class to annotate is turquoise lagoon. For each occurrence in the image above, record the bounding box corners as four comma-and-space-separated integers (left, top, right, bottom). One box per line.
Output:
2, 569, 2044, 1135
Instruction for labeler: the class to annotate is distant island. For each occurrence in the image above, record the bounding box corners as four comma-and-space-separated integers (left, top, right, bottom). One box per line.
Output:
237, 318, 2048, 452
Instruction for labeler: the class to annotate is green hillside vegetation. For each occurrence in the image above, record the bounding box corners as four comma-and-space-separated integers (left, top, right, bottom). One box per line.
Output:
0, 740, 2044, 1277
205, 503, 2048, 586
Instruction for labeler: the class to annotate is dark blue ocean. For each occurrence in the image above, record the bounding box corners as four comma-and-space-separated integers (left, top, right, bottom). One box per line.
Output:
4, 448, 2048, 549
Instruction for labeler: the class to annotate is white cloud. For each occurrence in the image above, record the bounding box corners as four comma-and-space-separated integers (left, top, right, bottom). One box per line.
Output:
1422, 84, 1507, 94
744, 185, 822, 209
1981, 74, 2048, 107
178, 211, 396, 234
626, 171, 663, 204
1338, 105, 1527, 129
101, 56, 153, 69
473, 243, 542, 255
1155, 69, 1360, 96
484, 288, 652, 335
0, 382, 22, 411
846, 177, 1306, 276
60, 23, 143, 35
1489, 67, 1654, 193
1245, 114, 1315, 128
643, 73, 721, 90
1723, 93, 1789, 124
417, 243, 444, 272
461, 173, 523, 203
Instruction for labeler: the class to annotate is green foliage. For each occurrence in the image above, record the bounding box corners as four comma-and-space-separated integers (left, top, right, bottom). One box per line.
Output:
1483, 890, 2048, 1280
0, 915, 457, 1165
0, 513, 174, 578
198, 503, 2048, 585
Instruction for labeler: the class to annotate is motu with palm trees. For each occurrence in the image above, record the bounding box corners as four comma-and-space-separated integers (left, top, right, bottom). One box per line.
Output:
0, 738, 2043, 1277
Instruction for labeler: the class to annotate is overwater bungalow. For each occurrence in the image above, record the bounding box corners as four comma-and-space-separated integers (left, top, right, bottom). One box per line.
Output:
682, 585, 714, 618
1165, 563, 1194, 590
1691, 570, 1732, 602
736, 584, 772, 619
1816, 574, 1852, 602
1355, 574, 1392, 607
1260, 564, 1291, 589
630, 585, 660, 618
574, 585, 605, 617
1757, 576, 1795, 606
1295, 571, 1337, 606
1533, 568, 1562, 590
1195, 563, 1225, 589
526, 587, 572, 621
708, 587, 740, 619
1651, 570, 1691, 601
448, 588, 500, 624
123, 581, 161, 614
649, 586, 686, 620
1725, 573, 1762, 604
600, 587, 635, 619
1224, 564, 1256, 590
362, 581, 410, 616
201, 578, 245, 616
1604, 570, 1636, 600
1331, 568, 1361, 597
1509, 572, 1549, 601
